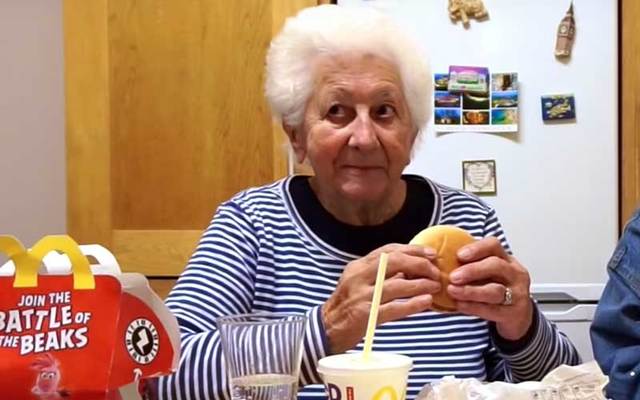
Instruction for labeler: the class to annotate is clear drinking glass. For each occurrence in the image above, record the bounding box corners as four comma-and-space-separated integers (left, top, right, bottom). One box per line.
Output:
217, 313, 307, 400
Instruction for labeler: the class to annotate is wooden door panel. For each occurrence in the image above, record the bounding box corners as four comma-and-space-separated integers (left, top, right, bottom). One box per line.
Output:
66, 0, 316, 278
64, 0, 112, 247
112, 230, 202, 276
149, 279, 177, 300
109, 0, 275, 229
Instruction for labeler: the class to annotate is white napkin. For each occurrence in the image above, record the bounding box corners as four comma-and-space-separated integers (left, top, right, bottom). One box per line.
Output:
417, 361, 608, 400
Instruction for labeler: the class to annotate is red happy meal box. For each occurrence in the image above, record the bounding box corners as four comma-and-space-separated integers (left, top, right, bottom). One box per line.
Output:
0, 235, 180, 399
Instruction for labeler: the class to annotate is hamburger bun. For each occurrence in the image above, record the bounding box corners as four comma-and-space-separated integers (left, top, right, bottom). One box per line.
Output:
409, 225, 476, 311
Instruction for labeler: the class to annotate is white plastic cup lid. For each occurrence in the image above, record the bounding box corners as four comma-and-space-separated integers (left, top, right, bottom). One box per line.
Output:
317, 352, 412, 375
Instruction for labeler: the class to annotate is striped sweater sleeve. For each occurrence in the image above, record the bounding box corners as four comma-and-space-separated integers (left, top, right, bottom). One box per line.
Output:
155, 202, 259, 400
155, 200, 330, 399
481, 207, 582, 381
299, 305, 330, 385
489, 306, 582, 382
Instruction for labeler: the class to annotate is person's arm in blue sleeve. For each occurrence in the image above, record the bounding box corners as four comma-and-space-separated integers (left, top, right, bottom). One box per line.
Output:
591, 210, 640, 399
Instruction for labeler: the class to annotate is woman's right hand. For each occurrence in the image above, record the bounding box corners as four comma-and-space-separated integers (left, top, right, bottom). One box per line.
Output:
321, 244, 442, 354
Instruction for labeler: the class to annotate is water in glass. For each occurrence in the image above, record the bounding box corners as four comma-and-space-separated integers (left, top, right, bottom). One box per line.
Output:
231, 373, 297, 400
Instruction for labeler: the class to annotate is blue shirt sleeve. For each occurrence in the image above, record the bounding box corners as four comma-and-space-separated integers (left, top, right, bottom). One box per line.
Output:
591, 210, 640, 399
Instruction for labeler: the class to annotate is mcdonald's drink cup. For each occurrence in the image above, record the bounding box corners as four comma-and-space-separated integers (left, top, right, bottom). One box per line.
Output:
317, 352, 412, 400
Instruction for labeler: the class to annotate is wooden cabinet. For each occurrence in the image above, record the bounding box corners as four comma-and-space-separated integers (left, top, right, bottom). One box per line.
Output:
64, 0, 316, 297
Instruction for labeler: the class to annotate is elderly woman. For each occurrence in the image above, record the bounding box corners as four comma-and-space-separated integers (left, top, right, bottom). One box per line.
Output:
155, 5, 580, 400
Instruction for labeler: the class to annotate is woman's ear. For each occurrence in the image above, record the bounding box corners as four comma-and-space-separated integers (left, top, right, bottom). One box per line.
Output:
283, 122, 307, 163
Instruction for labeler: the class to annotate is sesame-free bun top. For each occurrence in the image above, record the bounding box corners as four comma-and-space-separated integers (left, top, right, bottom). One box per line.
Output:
409, 225, 476, 312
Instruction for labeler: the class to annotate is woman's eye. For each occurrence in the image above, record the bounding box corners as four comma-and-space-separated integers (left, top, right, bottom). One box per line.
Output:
375, 104, 395, 118
325, 104, 354, 124
327, 104, 345, 117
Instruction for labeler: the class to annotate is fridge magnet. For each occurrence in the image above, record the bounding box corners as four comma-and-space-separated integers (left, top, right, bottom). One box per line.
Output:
448, 0, 489, 27
434, 109, 461, 125
434, 73, 450, 91
463, 110, 490, 125
448, 65, 489, 93
491, 91, 518, 108
555, 1, 576, 58
434, 91, 461, 108
434, 70, 518, 133
462, 92, 490, 110
462, 160, 497, 195
492, 73, 518, 91
541, 94, 576, 121
491, 109, 518, 125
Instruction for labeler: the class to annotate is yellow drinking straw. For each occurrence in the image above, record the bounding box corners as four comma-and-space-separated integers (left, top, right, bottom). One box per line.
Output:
362, 252, 389, 361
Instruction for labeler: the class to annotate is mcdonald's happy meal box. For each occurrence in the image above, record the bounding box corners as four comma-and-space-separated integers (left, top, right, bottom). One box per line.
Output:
0, 235, 180, 399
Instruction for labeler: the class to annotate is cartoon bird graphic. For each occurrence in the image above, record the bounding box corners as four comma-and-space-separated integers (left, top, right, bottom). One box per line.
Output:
31, 353, 69, 400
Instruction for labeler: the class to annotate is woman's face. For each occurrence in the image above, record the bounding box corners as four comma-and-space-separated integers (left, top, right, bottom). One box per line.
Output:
289, 53, 416, 204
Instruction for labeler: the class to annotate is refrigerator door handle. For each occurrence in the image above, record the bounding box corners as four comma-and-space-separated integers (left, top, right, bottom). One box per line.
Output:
539, 303, 597, 322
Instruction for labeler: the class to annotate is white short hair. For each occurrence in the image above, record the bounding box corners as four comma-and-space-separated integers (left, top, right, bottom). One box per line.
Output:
265, 4, 431, 133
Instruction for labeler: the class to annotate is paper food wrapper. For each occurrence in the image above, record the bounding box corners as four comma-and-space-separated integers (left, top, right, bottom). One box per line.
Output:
417, 361, 608, 400
0, 235, 180, 400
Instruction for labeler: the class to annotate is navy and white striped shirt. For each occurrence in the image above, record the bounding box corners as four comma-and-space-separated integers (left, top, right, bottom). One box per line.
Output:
156, 175, 580, 400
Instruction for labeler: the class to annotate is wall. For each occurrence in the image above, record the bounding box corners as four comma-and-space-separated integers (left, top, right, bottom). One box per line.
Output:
0, 0, 65, 251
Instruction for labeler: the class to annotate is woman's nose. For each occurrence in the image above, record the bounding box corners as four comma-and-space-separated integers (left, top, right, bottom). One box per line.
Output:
348, 111, 379, 150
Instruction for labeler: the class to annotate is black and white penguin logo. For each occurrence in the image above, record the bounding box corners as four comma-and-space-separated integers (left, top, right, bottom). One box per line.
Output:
125, 318, 159, 365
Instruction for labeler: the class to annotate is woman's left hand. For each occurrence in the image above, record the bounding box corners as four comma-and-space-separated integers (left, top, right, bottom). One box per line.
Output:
446, 237, 534, 341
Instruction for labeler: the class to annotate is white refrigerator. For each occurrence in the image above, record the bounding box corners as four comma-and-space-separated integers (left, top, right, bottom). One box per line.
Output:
339, 0, 619, 361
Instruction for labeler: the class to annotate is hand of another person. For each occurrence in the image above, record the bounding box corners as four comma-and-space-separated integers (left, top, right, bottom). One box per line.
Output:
446, 237, 534, 341
322, 244, 441, 354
